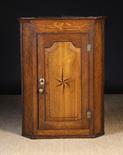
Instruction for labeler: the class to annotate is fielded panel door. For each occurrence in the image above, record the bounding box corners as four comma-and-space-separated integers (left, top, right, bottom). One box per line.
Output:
36, 33, 92, 135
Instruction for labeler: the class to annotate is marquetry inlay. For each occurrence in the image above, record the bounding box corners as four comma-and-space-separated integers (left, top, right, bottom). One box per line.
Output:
31, 21, 92, 32
56, 68, 70, 93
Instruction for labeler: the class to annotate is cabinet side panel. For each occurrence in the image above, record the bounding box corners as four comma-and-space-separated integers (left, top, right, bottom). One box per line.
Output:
21, 23, 34, 136
93, 20, 104, 135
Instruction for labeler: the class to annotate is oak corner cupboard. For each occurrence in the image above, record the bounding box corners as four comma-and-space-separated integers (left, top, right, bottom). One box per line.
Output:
20, 16, 105, 139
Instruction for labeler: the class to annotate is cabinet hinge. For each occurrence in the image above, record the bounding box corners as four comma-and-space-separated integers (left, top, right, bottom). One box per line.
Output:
87, 111, 92, 119
87, 43, 91, 52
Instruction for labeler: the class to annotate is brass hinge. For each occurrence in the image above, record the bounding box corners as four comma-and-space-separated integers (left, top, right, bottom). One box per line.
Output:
87, 43, 91, 52
87, 111, 92, 119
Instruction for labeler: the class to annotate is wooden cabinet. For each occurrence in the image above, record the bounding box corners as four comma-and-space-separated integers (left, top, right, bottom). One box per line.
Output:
20, 17, 105, 138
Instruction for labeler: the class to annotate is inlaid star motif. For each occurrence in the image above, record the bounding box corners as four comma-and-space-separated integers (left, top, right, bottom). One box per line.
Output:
56, 68, 70, 93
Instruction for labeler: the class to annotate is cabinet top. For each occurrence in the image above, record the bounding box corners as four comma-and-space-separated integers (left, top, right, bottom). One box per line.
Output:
19, 16, 105, 21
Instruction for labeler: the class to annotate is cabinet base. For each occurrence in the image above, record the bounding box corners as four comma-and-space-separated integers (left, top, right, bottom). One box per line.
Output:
22, 132, 104, 139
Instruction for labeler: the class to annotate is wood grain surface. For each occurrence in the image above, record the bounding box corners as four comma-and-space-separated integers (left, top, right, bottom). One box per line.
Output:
20, 17, 105, 138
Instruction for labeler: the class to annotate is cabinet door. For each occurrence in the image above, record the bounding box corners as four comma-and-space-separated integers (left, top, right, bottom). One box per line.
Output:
36, 33, 91, 136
